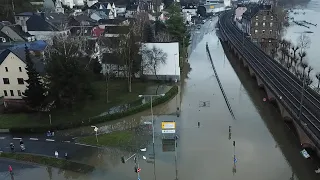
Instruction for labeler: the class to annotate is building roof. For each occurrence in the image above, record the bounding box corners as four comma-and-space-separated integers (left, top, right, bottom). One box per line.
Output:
0, 40, 47, 51
15, 12, 34, 16
98, 17, 127, 25
26, 12, 68, 31
243, 4, 273, 19
105, 26, 129, 34
7, 24, 33, 39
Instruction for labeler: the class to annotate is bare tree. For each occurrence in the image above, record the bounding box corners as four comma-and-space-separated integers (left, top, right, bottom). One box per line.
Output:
297, 33, 311, 52
307, 66, 313, 78
132, 12, 150, 41
316, 73, 320, 89
142, 45, 168, 80
154, 31, 172, 42
300, 61, 308, 78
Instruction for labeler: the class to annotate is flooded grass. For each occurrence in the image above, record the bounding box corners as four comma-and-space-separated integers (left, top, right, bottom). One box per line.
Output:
78, 130, 134, 147
0, 152, 95, 173
0, 80, 160, 129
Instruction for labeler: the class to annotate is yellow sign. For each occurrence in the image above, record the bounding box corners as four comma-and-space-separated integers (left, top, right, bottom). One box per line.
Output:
210, 5, 215, 9
162, 122, 176, 129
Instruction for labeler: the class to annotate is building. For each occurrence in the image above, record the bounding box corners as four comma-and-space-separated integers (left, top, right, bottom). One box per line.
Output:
242, 4, 279, 53
0, 47, 45, 101
68, 14, 97, 36
26, 12, 70, 41
141, 42, 180, 81
0, 23, 36, 43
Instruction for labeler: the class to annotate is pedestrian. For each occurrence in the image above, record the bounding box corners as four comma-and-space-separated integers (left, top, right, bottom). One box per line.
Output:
64, 152, 68, 159
19, 139, 23, 145
8, 165, 13, 174
51, 131, 55, 137
55, 151, 58, 158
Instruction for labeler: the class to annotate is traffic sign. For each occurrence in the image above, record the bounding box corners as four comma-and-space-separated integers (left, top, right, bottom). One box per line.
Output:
162, 129, 176, 133
162, 122, 176, 129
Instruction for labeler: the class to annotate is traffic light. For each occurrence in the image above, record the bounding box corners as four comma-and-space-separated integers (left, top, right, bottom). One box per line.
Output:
233, 141, 235, 147
134, 157, 137, 163
121, 156, 125, 163
134, 166, 141, 173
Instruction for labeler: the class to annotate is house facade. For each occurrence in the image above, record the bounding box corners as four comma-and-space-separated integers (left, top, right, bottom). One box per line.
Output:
0, 48, 45, 101
242, 4, 279, 54
0, 50, 29, 100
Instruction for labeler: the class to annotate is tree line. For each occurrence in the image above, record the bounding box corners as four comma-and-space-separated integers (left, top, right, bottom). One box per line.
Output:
272, 33, 320, 90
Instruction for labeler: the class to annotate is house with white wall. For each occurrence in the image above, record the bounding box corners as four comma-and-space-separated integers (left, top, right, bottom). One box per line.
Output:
141, 42, 180, 82
0, 48, 45, 101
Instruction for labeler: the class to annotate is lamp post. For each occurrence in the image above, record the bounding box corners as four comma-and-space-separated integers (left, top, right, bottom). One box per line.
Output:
138, 94, 165, 180
91, 126, 99, 143
174, 53, 178, 112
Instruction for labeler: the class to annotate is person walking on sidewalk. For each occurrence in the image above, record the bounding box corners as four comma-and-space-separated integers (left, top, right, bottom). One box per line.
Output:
55, 151, 59, 158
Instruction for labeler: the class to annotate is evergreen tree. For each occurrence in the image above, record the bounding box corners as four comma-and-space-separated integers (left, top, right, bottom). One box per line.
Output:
23, 46, 46, 109
91, 57, 102, 75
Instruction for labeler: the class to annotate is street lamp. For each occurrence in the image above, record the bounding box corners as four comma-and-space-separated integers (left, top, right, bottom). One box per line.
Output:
91, 126, 99, 143
138, 94, 165, 180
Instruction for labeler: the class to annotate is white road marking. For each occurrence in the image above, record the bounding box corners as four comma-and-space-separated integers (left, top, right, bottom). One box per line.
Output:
74, 143, 95, 147
46, 139, 55, 142
13, 138, 22, 140
29, 138, 38, 140
0, 137, 5, 139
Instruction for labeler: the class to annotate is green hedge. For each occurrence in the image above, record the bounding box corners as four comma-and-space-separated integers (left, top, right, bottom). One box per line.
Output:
10, 86, 179, 133
0, 152, 94, 173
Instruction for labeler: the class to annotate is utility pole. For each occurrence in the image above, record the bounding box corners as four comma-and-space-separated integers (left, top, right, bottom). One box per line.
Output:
11, 0, 15, 16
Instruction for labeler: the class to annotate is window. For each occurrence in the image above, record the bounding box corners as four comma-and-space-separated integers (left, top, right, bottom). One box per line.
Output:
254, 29, 258, 34
263, 16, 266, 20
263, 22, 265, 27
19, 67, 22, 72
3, 78, 9, 84
5, 67, 8, 72
17, 78, 24, 84
255, 16, 258, 20
269, 30, 273, 34
3, 90, 7, 96
255, 22, 258, 26
10, 90, 14, 96
262, 30, 265, 33
17, 90, 22, 96
271, 16, 273, 20
270, 22, 273, 27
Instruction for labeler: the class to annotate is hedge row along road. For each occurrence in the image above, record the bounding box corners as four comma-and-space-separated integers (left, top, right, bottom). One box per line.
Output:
9, 86, 179, 133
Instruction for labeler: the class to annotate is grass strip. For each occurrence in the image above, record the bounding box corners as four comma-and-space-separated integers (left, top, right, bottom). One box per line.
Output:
77, 130, 134, 147
0, 152, 94, 173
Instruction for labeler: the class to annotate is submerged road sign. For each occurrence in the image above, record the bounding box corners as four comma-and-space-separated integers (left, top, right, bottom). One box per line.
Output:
162, 122, 176, 129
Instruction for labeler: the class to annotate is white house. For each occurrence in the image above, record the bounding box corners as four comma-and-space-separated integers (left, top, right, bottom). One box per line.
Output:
0, 48, 45, 101
141, 42, 180, 81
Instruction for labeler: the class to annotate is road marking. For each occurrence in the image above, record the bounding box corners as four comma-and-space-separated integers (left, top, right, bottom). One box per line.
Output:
74, 143, 96, 147
63, 141, 70, 143
0, 137, 5, 139
29, 138, 38, 141
13, 138, 22, 140
46, 139, 55, 142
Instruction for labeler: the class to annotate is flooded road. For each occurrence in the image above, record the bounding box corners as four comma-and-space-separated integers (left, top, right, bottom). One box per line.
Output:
3, 10, 320, 180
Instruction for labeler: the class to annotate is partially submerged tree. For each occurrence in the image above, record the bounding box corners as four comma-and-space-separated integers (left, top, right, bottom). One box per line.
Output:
142, 45, 168, 80
23, 46, 46, 109
297, 33, 311, 52
44, 36, 94, 109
